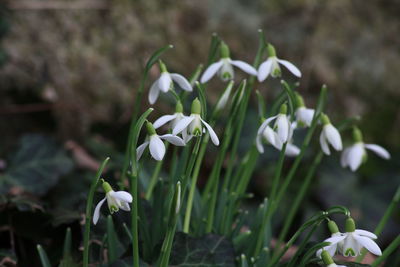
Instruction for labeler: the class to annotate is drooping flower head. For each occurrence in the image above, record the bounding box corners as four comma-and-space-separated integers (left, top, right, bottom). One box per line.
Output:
137, 121, 186, 161
258, 43, 302, 82
148, 60, 192, 104
93, 180, 133, 225
200, 42, 257, 83
341, 217, 382, 257
153, 101, 186, 131
294, 92, 315, 128
320, 250, 347, 267
317, 220, 345, 258
173, 98, 219, 145
319, 114, 343, 155
341, 127, 390, 171
256, 103, 298, 156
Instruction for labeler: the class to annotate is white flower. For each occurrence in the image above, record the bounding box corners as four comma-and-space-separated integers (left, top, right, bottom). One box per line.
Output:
295, 107, 315, 127
153, 101, 186, 130
172, 98, 219, 146
137, 121, 186, 161
341, 128, 390, 171
200, 42, 257, 83
93, 181, 133, 225
256, 104, 295, 155
148, 61, 192, 104
319, 114, 342, 155
257, 44, 301, 82
340, 218, 382, 257
317, 232, 346, 258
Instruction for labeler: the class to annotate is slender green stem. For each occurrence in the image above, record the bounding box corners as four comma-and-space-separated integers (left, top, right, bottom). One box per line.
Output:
37, 245, 51, 267
356, 184, 400, 262
252, 143, 287, 257
146, 142, 169, 200
83, 157, 110, 267
371, 234, 400, 267
183, 137, 203, 233
276, 151, 324, 249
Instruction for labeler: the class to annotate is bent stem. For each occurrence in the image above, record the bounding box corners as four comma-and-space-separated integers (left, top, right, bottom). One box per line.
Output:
83, 157, 110, 267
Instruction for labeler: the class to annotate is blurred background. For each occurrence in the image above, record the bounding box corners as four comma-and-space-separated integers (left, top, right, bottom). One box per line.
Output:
0, 0, 399, 266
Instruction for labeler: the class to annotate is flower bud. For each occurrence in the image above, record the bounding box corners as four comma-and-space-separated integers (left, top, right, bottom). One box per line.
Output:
345, 217, 356, 232
191, 98, 201, 115
328, 220, 339, 234
220, 42, 230, 58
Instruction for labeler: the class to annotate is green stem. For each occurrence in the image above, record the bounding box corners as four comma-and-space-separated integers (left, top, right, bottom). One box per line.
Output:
276, 151, 324, 250
253, 143, 287, 257
145, 142, 169, 200
83, 157, 110, 267
356, 184, 400, 262
371, 234, 400, 267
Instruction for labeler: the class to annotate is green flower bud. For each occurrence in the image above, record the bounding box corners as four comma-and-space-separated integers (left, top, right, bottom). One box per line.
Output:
328, 220, 339, 234
321, 250, 334, 265
352, 127, 363, 143
220, 42, 230, 58
159, 60, 168, 73
175, 101, 183, 113
146, 121, 156, 136
294, 92, 305, 108
102, 181, 113, 193
267, 43, 277, 57
191, 98, 201, 115
321, 114, 331, 125
279, 103, 287, 114
345, 217, 356, 232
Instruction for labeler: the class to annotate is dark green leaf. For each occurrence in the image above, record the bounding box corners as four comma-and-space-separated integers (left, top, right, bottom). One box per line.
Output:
170, 233, 235, 267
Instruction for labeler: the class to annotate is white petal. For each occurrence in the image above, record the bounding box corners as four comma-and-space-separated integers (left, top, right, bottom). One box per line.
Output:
320, 132, 331, 155
148, 80, 160, 104
200, 118, 219, 146
172, 116, 195, 135
325, 234, 347, 245
263, 126, 278, 147
348, 144, 364, 171
276, 115, 289, 143
160, 134, 186, 146
364, 144, 390, 159
296, 107, 314, 127
218, 60, 234, 81
200, 60, 223, 83
110, 191, 133, 203
277, 59, 302, 77
93, 198, 106, 225
285, 143, 300, 157
355, 229, 377, 239
353, 234, 382, 256
257, 58, 273, 82
136, 141, 149, 160
324, 124, 343, 151
120, 202, 130, 211
149, 135, 166, 161
340, 147, 351, 168
256, 134, 264, 153
343, 234, 359, 256
230, 60, 257, 76
153, 114, 177, 129
158, 73, 172, 92
257, 115, 278, 136
170, 73, 193, 92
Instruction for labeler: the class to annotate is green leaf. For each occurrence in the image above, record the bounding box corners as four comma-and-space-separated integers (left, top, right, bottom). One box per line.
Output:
170, 233, 235, 267
4, 134, 73, 196
37, 245, 51, 267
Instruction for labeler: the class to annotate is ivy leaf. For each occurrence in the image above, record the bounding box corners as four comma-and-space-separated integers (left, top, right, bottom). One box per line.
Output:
170, 232, 235, 267
3, 134, 73, 196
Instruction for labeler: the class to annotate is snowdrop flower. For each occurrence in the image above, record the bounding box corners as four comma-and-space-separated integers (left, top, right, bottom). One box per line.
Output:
319, 114, 343, 155
340, 217, 382, 257
317, 220, 345, 258
294, 92, 315, 127
341, 127, 390, 171
256, 104, 294, 154
200, 42, 257, 83
153, 101, 186, 131
173, 98, 219, 145
148, 61, 192, 104
137, 121, 185, 161
257, 44, 301, 82
320, 250, 347, 267
93, 180, 133, 225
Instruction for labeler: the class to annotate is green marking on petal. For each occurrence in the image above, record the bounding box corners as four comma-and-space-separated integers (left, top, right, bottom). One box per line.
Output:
345, 248, 356, 257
